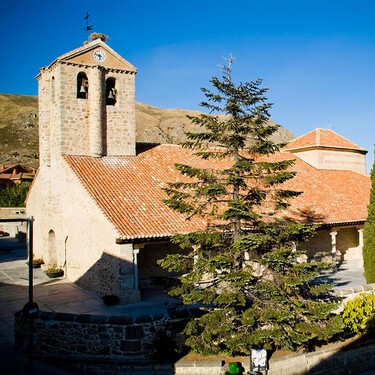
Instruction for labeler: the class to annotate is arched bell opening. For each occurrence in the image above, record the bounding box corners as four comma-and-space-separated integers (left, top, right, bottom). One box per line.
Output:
106, 77, 116, 106
77, 72, 89, 99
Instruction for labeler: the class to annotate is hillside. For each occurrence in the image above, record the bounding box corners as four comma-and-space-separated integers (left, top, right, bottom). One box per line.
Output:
0, 93, 295, 168
0, 94, 39, 168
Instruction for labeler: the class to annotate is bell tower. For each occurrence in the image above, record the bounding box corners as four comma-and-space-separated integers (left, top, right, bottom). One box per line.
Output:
37, 38, 137, 167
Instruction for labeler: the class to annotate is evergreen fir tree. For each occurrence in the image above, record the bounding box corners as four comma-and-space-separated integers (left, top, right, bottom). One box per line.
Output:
158, 58, 342, 355
363, 159, 375, 283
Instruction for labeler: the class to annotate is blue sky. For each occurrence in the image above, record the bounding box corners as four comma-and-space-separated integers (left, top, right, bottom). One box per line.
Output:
1, 0, 375, 171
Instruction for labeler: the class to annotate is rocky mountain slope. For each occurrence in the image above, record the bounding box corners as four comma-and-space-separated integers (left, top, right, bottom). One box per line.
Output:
0, 94, 39, 168
0, 93, 295, 169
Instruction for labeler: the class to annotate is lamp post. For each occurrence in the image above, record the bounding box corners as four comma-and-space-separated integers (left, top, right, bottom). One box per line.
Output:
23, 216, 39, 317
0, 216, 39, 374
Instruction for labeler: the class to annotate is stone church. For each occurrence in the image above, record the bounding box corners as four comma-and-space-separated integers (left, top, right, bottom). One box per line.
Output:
26, 39, 371, 304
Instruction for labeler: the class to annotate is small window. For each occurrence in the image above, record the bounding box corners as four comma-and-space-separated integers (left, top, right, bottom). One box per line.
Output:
77, 72, 88, 99
106, 77, 116, 106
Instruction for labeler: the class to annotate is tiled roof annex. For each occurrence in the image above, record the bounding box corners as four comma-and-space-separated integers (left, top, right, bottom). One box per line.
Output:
65, 144, 370, 240
280, 152, 370, 223
284, 128, 366, 152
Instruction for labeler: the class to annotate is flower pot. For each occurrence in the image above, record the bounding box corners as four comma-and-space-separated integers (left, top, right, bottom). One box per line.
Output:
45, 270, 64, 278
26, 262, 43, 268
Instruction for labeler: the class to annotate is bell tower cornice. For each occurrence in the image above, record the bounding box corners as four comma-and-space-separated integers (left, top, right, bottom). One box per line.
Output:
36, 39, 137, 80
37, 61, 137, 78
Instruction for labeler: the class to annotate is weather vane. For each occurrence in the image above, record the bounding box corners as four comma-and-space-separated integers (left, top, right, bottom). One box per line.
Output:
83, 12, 93, 41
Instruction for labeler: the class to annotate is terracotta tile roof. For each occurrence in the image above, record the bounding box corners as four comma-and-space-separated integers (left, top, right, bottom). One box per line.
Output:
0, 165, 35, 185
0, 164, 19, 172
65, 144, 208, 240
280, 152, 370, 224
284, 128, 366, 153
65, 144, 370, 240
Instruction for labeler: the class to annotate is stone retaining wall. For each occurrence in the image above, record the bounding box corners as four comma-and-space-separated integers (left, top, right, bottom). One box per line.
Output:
14, 308, 192, 372
14, 308, 375, 374
175, 338, 375, 375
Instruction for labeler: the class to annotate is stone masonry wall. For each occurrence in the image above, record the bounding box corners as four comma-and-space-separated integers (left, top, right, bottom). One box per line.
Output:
57, 63, 136, 158
14, 310, 375, 375
60, 64, 90, 157
105, 69, 136, 156
15, 311, 166, 360
37, 65, 52, 167
14, 308, 193, 373
38, 60, 136, 164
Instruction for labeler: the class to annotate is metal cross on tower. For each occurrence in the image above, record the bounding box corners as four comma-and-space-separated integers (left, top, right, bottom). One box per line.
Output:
83, 12, 93, 41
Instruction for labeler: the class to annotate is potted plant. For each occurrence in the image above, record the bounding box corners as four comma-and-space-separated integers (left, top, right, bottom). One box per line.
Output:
44, 263, 64, 278
26, 257, 44, 268
32, 258, 44, 268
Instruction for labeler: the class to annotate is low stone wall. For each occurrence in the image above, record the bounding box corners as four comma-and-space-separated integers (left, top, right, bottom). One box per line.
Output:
14, 307, 192, 373
15, 311, 157, 361
0, 207, 27, 238
175, 338, 375, 375
14, 307, 375, 374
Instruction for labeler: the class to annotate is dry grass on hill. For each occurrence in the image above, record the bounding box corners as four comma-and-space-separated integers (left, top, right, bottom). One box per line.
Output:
0, 93, 295, 169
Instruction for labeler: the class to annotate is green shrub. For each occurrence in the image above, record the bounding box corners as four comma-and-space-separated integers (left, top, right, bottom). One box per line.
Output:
363, 162, 375, 283
0, 182, 30, 207
342, 292, 375, 334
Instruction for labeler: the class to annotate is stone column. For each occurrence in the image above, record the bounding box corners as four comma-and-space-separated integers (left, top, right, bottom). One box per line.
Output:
117, 243, 141, 304
330, 230, 338, 272
89, 67, 104, 157
133, 248, 140, 291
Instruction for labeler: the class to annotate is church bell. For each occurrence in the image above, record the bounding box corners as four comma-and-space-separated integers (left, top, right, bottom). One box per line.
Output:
107, 89, 115, 99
